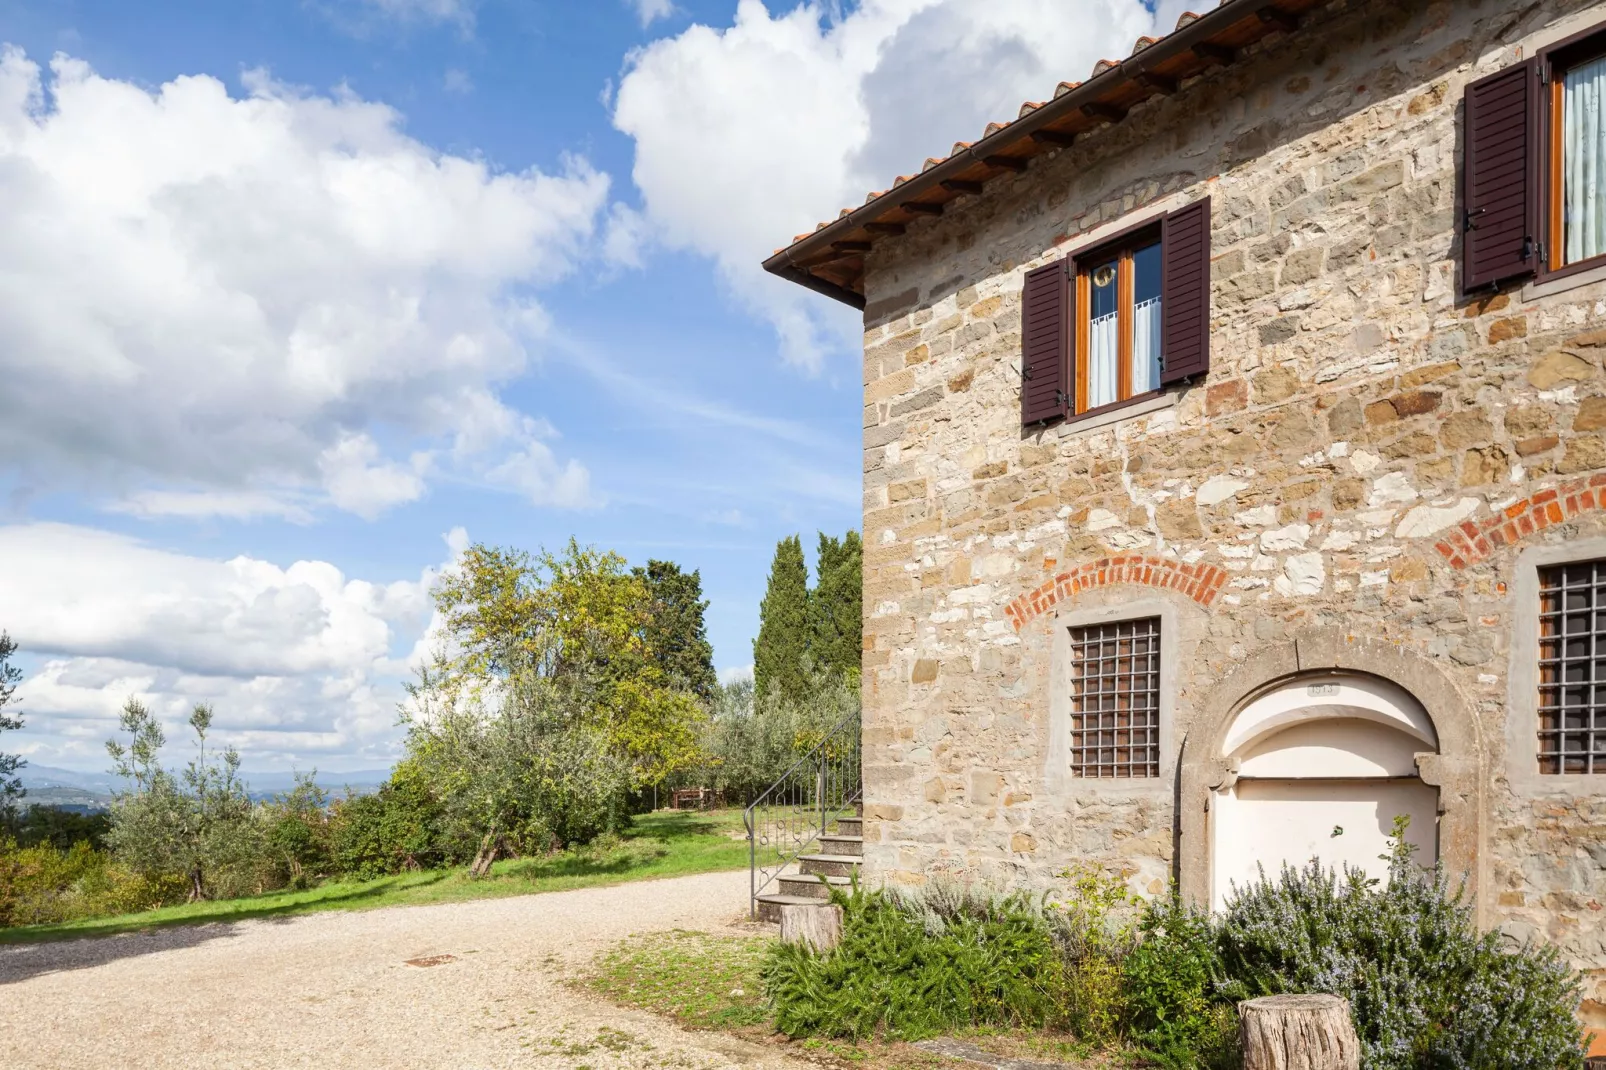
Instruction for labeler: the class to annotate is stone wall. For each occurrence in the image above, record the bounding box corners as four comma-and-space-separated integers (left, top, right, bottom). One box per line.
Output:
854, 0, 1606, 1029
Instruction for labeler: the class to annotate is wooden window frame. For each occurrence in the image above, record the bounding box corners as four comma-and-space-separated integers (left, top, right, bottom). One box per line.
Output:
1067, 219, 1164, 427
1538, 23, 1606, 283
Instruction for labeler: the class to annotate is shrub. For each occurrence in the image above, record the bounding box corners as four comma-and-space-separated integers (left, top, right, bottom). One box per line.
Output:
1123, 895, 1238, 1069
763, 882, 1064, 1040
329, 767, 448, 880
262, 773, 334, 888
0, 838, 184, 927
1217, 821, 1586, 1070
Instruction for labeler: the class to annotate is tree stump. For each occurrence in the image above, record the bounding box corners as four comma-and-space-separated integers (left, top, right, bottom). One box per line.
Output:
1239, 994, 1360, 1070
779, 903, 842, 953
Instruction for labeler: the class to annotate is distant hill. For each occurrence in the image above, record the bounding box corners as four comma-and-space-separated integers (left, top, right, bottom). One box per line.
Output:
15, 764, 390, 811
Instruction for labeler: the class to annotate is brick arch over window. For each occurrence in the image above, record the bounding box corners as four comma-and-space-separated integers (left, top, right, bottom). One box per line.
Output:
1176, 630, 1489, 923
1434, 478, 1606, 569
1005, 555, 1228, 632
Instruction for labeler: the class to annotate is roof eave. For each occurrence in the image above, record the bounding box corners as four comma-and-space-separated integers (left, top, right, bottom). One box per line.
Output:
762, 0, 1315, 308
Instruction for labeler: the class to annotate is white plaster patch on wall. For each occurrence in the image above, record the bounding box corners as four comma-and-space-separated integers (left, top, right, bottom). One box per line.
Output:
1197, 474, 1250, 506
1360, 570, 1390, 587
930, 608, 968, 623
1106, 529, 1155, 551
1367, 471, 1419, 507
1321, 530, 1360, 551
976, 555, 1016, 578
1394, 497, 1480, 539
1274, 551, 1326, 596
874, 600, 901, 617
1235, 504, 1279, 527
1261, 523, 1312, 552
1350, 449, 1382, 475
948, 584, 994, 605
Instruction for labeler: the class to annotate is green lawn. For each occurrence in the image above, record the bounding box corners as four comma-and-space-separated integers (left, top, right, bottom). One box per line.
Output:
0, 808, 751, 944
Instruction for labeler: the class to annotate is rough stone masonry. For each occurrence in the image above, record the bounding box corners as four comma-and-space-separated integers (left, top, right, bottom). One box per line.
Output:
852, 0, 1606, 1031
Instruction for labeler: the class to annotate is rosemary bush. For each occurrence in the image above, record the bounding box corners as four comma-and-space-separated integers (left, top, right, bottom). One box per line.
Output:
762, 881, 1064, 1040
1218, 822, 1586, 1070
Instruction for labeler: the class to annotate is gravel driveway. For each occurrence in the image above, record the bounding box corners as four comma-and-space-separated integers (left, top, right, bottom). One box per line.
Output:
0, 869, 809, 1070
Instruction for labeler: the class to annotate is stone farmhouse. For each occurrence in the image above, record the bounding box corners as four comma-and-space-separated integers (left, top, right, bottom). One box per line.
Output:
764, 0, 1606, 1045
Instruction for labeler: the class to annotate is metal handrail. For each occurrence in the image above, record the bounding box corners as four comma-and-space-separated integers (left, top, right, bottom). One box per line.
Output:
743, 707, 862, 917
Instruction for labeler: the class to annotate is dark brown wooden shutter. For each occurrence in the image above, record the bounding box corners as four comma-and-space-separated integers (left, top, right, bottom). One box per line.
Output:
1463, 59, 1540, 292
1021, 258, 1069, 425
1160, 197, 1211, 385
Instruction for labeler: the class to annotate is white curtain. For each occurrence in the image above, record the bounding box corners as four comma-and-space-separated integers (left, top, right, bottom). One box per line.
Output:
1132, 296, 1162, 394
1566, 55, 1606, 264
1088, 310, 1119, 408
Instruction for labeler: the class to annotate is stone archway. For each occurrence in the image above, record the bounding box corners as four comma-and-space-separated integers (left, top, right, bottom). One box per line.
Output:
1209, 672, 1440, 909
1177, 630, 1488, 921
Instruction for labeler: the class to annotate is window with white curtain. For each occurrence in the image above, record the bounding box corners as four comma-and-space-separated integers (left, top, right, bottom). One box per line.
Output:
1564, 53, 1606, 265
1075, 237, 1163, 414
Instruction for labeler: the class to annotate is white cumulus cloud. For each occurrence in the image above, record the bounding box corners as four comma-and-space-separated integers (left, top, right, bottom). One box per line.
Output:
2, 522, 460, 770
0, 47, 607, 519
612, 0, 1192, 372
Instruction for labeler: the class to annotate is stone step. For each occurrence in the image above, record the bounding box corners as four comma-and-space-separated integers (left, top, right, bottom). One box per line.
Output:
755, 892, 820, 924
819, 834, 862, 857
777, 871, 855, 899
832, 817, 862, 837
799, 853, 862, 879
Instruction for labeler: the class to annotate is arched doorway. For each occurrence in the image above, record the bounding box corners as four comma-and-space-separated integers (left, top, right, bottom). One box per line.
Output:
1209, 673, 1439, 908
1176, 631, 1487, 921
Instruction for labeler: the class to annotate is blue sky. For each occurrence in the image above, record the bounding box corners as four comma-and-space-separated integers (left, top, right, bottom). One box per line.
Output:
0, 0, 1184, 775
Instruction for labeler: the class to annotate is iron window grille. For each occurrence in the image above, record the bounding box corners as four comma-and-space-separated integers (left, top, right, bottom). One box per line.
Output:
1068, 616, 1161, 778
1539, 560, 1606, 774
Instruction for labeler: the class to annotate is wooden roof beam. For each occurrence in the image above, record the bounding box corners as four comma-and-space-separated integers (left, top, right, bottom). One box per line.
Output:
1029, 129, 1076, 147
1136, 71, 1180, 95
983, 155, 1029, 173
1257, 5, 1300, 33
941, 179, 984, 194
1081, 101, 1129, 123
864, 222, 905, 235
1193, 41, 1236, 65
903, 202, 944, 216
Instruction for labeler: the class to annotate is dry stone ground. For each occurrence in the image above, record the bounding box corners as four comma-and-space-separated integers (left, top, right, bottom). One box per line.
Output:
0, 869, 808, 1070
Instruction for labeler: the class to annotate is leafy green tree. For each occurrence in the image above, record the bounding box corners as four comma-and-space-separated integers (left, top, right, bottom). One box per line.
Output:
754, 535, 809, 706
330, 760, 447, 879
809, 530, 862, 682
635, 559, 717, 700
0, 633, 25, 820
407, 539, 703, 870
105, 699, 262, 901
263, 772, 333, 888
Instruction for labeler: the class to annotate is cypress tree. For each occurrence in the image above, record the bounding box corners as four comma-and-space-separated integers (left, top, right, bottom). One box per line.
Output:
754, 535, 809, 705
809, 530, 863, 681
634, 560, 717, 700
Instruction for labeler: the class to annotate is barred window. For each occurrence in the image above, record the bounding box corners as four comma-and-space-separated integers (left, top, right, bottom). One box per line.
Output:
1068, 617, 1161, 778
1539, 561, 1606, 774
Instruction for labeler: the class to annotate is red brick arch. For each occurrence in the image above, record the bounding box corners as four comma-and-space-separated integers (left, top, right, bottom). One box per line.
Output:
1004, 554, 1228, 632
1434, 477, 1606, 569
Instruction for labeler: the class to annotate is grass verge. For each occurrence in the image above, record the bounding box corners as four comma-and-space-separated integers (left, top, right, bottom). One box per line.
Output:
581, 929, 1031, 1070
0, 808, 750, 944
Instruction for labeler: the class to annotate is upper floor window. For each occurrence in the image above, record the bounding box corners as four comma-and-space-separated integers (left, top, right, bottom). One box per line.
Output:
1551, 42, 1606, 269
1538, 560, 1606, 774
1079, 236, 1164, 414
1020, 199, 1211, 427
1068, 616, 1161, 778
1465, 22, 1606, 290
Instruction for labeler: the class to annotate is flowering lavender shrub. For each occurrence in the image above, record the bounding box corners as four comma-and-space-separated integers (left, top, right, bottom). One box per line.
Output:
1216, 820, 1585, 1070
